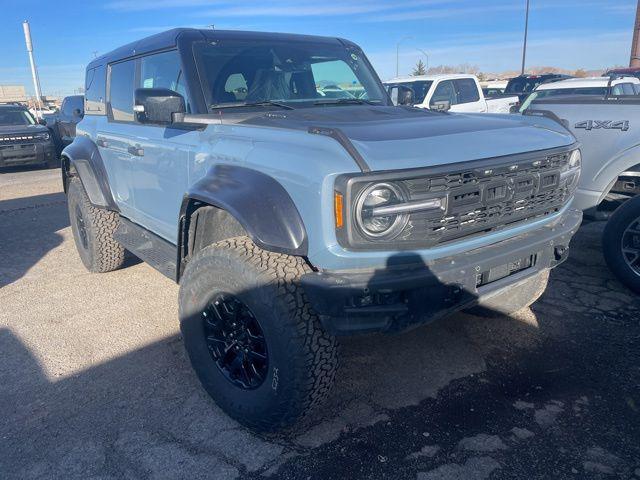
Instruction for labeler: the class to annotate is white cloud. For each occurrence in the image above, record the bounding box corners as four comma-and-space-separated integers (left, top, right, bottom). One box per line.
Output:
368, 30, 632, 80
105, 0, 223, 11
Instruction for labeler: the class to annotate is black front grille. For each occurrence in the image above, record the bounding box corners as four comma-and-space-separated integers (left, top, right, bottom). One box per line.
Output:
0, 143, 39, 164
336, 148, 578, 251
398, 152, 572, 246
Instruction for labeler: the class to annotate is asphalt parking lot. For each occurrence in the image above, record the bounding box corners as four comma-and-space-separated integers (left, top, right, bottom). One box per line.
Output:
1, 167, 639, 480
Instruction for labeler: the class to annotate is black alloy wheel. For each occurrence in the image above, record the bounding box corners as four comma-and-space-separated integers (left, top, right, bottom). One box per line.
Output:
202, 294, 268, 390
74, 204, 89, 250
621, 215, 640, 277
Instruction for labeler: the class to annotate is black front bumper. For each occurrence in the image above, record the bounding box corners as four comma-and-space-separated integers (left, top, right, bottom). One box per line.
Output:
0, 142, 56, 168
302, 208, 582, 335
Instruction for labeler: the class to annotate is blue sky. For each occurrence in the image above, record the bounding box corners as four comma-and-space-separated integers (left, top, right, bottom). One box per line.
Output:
0, 0, 636, 96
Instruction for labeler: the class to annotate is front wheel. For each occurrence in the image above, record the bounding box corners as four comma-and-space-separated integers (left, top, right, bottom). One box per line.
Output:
603, 195, 640, 294
178, 237, 338, 432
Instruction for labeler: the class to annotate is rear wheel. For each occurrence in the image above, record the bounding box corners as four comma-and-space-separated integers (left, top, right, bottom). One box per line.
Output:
603, 195, 640, 294
179, 236, 338, 432
67, 178, 126, 273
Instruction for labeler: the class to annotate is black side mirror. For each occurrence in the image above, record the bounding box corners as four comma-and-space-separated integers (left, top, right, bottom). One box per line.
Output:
389, 85, 415, 106
37, 118, 47, 126
134, 88, 185, 125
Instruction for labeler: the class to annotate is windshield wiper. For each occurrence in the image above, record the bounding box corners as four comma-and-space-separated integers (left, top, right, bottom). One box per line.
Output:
313, 98, 381, 106
210, 101, 295, 111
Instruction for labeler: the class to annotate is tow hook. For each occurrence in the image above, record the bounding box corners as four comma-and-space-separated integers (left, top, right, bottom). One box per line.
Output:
554, 245, 568, 262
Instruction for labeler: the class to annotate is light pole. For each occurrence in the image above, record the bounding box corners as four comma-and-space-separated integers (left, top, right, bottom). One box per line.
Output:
396, 35, 413, 77
630, 0, 640, 67
521, 0, 530, 75
417, 48, 429, 72
22, 20, 43, 118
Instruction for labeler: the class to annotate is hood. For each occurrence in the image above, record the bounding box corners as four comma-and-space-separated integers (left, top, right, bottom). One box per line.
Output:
0, 124, 49, 136
241, 106, 575, 171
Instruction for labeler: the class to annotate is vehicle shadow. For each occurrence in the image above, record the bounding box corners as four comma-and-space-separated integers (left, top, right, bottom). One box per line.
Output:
0, 249, 544, 479
0, 192, 68, 288
2, 223, 638, 479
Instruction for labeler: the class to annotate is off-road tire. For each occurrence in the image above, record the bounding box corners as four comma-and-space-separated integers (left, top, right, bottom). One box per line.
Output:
67, 177, 126, 272
467, 269, 550, 318
179, 236, 338, 432
603, 195, 640, 294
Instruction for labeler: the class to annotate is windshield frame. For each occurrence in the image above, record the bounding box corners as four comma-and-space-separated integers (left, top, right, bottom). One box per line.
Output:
192, 39, 391, 111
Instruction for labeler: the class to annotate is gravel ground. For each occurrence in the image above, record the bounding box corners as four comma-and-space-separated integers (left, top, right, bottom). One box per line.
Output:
1, 167, 639, 480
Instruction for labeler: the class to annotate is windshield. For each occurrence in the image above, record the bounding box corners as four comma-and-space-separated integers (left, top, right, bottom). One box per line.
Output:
385, 81, 433, 104
519, 86, 608, 112
505, 78, 545, 94
0, 108, 36, 126
194, 40, 388, 109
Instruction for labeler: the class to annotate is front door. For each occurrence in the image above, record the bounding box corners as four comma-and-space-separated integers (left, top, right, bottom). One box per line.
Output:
125, 50, 196, 244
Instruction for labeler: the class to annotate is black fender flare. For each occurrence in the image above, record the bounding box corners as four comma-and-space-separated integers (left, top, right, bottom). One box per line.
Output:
61, 136, 118, 211
178, 165, 308, 274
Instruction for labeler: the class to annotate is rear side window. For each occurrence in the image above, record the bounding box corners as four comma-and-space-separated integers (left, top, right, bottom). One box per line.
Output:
454, 79, 480, 104
139, 50, 191, 112
85, 66, 106, 115
108, 60, 136, 122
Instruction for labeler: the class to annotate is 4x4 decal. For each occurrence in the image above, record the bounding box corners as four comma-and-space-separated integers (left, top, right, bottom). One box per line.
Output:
575, 120, 630, 131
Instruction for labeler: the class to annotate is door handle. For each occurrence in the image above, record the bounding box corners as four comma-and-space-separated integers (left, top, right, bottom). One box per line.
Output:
96, 138, 108, 148
128, 146, 144, 157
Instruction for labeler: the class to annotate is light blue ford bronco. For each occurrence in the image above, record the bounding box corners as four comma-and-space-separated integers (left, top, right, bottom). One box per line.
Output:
62, 28, 583, 431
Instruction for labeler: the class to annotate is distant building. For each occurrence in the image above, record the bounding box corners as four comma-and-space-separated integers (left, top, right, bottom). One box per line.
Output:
0, 85, 27, 103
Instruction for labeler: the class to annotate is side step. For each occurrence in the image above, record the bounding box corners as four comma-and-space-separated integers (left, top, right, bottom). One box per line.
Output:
114, 217, 177, 280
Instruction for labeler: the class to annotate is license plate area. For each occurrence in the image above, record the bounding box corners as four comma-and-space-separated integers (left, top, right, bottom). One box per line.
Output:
475, 254, 537, 288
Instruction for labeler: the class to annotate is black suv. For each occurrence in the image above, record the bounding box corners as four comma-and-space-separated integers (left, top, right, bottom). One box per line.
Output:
0, 103, 58, 169
505, 74, 573, 102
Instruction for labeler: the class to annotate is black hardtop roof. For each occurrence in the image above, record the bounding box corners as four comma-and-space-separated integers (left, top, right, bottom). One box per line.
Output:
512, 73, 572, 79
87, 28, 356, 69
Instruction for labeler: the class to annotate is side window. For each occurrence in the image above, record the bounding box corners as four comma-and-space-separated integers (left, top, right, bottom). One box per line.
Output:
224, 73, 248, 101
312, 60, 364, 99
454, 79, 480, 104
140, 50, 191, 112
85, 65, 106, 115
612, 84, 625, 96
622, 83, 635, 95
108, 60, 136, 122
430, 80, 457, 106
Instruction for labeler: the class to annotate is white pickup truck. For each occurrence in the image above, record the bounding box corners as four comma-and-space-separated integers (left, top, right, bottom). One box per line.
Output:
384, 74, 519, 113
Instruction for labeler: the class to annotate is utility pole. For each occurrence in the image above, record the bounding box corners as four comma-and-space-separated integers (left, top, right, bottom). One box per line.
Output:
22, 20, 43, 117
396, 36, 413, 77
630, 0, 640, 67
521, 0, 530, 75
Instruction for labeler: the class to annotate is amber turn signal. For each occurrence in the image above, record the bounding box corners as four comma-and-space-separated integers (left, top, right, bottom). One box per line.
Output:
334, 192, 344, 229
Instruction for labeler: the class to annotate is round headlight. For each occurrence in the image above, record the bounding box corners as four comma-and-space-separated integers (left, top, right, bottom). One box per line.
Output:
39, 132, 50, 141
355, 182, 408, 239
569, 149, 581, 168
